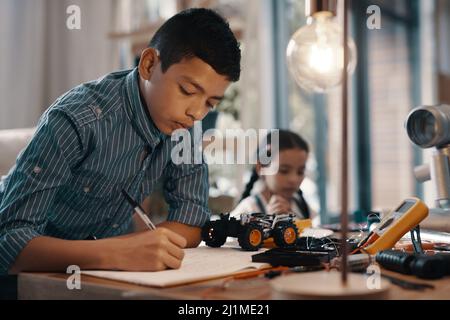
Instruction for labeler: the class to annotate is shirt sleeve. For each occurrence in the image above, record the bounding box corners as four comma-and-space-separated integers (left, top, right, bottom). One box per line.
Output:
163, 160, 211, 228
0, 109, 84, 274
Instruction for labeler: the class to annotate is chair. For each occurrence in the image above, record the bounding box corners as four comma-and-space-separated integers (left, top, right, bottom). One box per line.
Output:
0, 128, 35, 177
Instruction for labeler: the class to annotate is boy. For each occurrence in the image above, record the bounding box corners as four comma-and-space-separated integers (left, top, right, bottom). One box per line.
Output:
0, 8, 241, 274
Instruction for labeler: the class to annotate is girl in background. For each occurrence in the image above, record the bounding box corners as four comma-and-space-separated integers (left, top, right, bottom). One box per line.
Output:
231, 130, 317, 225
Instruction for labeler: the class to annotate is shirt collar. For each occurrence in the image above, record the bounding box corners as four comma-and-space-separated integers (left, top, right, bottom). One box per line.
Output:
123, 68, 163, 148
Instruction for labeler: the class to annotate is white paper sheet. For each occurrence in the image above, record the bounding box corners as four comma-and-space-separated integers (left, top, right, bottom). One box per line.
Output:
82, 246, 269, 288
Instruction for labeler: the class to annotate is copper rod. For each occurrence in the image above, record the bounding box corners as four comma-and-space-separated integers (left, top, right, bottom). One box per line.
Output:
306, 0, 337, 17
341, 0, 349, 285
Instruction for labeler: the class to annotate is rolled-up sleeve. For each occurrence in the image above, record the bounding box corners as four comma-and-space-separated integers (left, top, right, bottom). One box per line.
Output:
163, 160, 211, 228
0, 109, 83, 274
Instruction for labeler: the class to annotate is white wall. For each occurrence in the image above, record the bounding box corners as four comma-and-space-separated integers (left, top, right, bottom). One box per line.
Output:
0, 0, 120, 130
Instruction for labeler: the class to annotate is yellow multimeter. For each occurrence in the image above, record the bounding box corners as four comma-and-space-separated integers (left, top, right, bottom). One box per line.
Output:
364, 197, 429, 255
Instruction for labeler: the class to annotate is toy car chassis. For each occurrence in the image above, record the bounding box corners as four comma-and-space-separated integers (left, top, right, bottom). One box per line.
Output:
201, 212, 299, 251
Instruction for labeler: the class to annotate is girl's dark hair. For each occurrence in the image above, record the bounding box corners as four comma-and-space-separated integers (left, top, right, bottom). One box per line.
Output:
240, 130, 309, 201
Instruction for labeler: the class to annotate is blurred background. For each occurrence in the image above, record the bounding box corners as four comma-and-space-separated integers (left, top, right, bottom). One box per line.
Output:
1, 0, 450, 226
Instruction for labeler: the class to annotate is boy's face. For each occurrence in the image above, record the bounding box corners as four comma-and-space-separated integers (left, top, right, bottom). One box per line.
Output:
138, 48, 231, 135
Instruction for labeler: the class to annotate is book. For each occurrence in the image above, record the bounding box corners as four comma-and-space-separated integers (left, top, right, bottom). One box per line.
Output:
82, 246, 270, 288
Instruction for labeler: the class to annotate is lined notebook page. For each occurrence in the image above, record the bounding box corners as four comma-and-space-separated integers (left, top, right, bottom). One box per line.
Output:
82, 246, 269, 287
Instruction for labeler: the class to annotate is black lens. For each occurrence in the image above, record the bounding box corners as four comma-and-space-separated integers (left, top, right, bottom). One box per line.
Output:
406, 110, 437, 147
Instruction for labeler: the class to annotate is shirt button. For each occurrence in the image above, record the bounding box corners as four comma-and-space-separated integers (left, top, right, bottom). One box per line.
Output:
112, 224, 119, 229
140, 149, 148, 160
83, 186, 91, 193
33, 166, 42, 174
95, 107, 102, 115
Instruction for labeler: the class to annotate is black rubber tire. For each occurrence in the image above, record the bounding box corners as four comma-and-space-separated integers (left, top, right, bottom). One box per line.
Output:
202, 223, 227, 248
238, 223, 264, 251
273, 222, 299, 248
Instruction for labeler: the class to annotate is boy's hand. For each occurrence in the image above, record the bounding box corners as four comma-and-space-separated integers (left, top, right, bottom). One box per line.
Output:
112, 228, 187, 271
267, 195, 291, 215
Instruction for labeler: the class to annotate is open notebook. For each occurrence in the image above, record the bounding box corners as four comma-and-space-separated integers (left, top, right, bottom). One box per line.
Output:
82, 246, 270, 288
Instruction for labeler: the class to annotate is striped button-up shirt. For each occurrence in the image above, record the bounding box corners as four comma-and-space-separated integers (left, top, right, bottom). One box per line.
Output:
0, 68, 210, 274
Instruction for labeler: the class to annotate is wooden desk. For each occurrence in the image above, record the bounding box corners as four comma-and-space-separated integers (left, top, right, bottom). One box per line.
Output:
17, 269, 450, 300
15, 229, 450, 300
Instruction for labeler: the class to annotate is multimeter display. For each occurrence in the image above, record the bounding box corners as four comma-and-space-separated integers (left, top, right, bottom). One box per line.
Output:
377, 217, 395, 232
396, 200, 415, 213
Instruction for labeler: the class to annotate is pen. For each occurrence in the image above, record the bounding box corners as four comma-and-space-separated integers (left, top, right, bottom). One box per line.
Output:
229, 266, 289, 280
121, 189, 156, 230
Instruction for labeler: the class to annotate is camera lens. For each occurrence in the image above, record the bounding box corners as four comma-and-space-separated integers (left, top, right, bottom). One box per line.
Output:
406, 105, 450, 148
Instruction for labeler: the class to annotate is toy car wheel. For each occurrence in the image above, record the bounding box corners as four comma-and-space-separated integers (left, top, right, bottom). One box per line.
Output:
273, 222, 298, 248
202, 223, 227, 248
238, 223, 264, 251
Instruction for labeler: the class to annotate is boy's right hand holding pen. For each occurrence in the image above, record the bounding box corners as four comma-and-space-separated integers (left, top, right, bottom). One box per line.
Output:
109, 190, 187, 271
108, 228, 187, 271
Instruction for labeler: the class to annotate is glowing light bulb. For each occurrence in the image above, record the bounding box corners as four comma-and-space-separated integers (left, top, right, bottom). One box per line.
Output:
287, 13, 357, 93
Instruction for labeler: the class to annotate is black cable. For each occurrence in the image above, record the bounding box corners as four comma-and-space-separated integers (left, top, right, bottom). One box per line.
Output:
410, 225, 424, 254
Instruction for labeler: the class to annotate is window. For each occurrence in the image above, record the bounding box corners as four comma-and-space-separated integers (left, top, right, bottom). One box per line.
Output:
274, 0, 423, 223
353, 0, 421, 212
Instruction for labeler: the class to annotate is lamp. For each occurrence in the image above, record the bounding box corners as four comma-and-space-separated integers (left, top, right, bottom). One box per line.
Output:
274, 0, 391, 297
286, 0, 357, 93
287, 0, 353, 284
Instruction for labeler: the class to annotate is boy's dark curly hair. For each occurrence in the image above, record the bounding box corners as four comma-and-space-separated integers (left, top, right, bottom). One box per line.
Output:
149, 8, 241, 82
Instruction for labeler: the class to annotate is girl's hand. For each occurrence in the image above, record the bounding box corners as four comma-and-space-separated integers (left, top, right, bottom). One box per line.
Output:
267, 195, 291, 215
